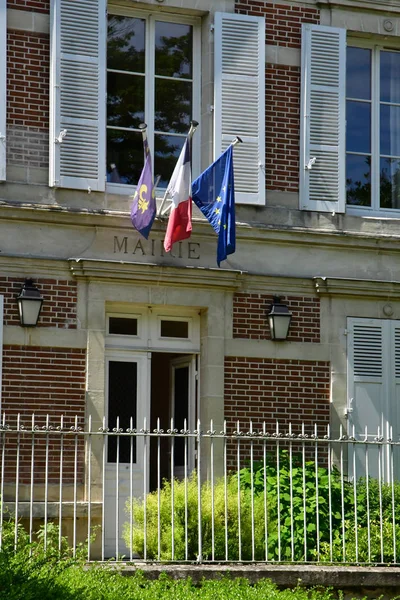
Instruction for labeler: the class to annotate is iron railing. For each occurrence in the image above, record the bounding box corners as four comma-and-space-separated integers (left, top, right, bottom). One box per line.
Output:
0, 413, 399, 565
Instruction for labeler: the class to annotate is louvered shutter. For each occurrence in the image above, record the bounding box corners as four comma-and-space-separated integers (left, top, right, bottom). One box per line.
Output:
214, 13, 265, 205
300, 24, 346, 213
0, 0, 6, 182
347, 318, 387, 480
49, 0, 106, 191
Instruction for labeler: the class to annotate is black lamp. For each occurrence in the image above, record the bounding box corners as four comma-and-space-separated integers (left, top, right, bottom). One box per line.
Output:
16, 279, 43, 327
267, 296, 292, 341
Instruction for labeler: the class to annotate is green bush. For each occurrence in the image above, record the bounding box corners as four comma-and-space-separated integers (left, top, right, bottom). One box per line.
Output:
234, 452, 346, 561
124, 454, 400, 564
124, 472, 267, 560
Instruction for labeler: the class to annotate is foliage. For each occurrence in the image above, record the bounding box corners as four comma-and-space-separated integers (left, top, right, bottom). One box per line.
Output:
234, 451, 346, 561
125, 452, 400, 565
123, 472, 267, 560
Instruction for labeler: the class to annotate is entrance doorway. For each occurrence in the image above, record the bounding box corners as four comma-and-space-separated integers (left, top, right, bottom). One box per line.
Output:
104, 350, 198, 557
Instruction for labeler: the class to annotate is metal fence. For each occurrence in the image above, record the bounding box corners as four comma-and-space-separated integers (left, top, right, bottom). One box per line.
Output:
1, 413, 399, 565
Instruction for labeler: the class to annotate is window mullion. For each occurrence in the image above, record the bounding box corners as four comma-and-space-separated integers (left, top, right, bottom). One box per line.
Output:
372, 46, 381, 211
147, 15, 155, 178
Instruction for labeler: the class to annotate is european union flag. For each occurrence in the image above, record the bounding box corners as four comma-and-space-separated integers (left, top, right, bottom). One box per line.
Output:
192, 145, 235, 266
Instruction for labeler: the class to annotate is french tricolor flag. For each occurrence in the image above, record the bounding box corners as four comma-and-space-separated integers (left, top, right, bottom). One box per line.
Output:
163, 139, 192, 253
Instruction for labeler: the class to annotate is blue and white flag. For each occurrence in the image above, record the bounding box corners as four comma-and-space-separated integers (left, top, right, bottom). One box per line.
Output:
192, 145, 235, 266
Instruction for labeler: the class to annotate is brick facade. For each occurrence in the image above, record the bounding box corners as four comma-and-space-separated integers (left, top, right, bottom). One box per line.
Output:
224, 356, 330, 465
7, 30, 50, 168
7, 0, 50, 13
233, 293, 320, 342
235, 1, 319, 48
0, 277, 77, 328
1, 345, 86, 484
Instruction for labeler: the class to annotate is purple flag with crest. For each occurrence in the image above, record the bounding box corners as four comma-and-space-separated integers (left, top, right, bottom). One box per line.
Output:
131, 137, 156, 239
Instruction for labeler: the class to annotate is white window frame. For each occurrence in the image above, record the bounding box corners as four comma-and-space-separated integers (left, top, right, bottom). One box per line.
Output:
105, 306, 200, 353
106, 7, 201, 196
346, 40, 400, 218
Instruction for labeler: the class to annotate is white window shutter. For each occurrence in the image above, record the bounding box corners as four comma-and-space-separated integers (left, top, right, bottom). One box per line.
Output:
0, 0, 6, 182
300, 24, 346, 213
214, 12, 265, 205
49, 0, 106, 191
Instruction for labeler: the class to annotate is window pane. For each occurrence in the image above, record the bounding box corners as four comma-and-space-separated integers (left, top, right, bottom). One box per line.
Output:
107, 72, 144, 128
107, 15, 145, 73
160, 320, 189, 338
155, 79, 192, 133
380, 51, 400, 103
155, 22, 192, 78
346, 154, 371, 206
380, 105, 400, 157
107, 129, 143, 185
346, 47, 371, 100
108, 361, 137, 464
109, 317, 138, 336
154, 134, 185, 187
380, 157, 400, 209
346, 101, 371, 153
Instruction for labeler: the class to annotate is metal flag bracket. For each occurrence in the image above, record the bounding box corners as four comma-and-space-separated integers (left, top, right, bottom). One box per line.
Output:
55, 129, 67, 144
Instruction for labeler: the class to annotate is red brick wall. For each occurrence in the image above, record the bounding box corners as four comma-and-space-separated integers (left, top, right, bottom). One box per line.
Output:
1, 345, 86, 484
233, 293, 320, 343
266, 64, 300, 191
0, 277, 77, 329
224, 356, 330, 465
7, 30, 50, 168
235, 0, 319, 193
7, 0, 50, 13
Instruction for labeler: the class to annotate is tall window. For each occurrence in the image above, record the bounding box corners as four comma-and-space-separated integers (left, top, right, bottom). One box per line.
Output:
346, 46, 400, 213
106, 11, 199, 190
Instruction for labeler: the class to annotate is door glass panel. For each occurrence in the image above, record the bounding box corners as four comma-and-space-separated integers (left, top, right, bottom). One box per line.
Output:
346, 101, 371, 153
155, 22, 192, 78
106, 129, 143, 184
380, 157, 400, 209
380, 51, 400, 104
108, 361, 137, 463
346, 47, 371, 100
154, 134, 185, 187
380, 105, 400, 157
346, 154, 371, 206
107, 15, 146, 73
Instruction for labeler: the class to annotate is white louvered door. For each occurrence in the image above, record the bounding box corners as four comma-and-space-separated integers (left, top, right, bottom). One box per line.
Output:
347, 318, 400, 481
300, 24, 346, 213
0, 0, 6, 182
214, 13, 265, 205
49, 0, 106, 191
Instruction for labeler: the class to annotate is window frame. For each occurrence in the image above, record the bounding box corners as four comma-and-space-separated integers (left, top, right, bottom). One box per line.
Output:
346, 39, 400, 218
106, 6, 201, 196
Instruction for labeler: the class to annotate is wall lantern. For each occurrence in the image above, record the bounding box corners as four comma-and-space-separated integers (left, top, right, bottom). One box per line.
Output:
16, 279, 43, 327
267, 296, 292, 341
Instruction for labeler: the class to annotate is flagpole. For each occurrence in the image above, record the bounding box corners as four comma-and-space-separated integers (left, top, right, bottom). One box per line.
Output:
157, 120, 199, 217
138, 122, 148, 159
230, 136, 243, 148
